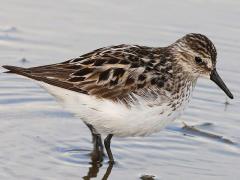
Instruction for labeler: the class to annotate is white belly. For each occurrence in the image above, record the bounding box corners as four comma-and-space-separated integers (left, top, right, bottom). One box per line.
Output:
38, 82, 189, 137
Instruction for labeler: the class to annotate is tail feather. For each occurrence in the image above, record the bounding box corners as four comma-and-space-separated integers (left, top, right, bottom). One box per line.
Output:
2, 65, 33, 80
2, 65, 28, 74
2, 65, 87, 94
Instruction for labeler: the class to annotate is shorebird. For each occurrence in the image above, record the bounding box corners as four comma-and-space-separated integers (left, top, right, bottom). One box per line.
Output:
2, 33, 234, 163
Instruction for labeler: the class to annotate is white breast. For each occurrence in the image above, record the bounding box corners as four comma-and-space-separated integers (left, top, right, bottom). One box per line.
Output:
38, 82, 193, 137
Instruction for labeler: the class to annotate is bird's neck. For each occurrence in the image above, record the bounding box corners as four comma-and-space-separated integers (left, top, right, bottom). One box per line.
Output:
147, 46, 198, 97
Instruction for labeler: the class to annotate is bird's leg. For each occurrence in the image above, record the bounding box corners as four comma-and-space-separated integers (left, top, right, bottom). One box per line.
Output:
96, 134, 104, 153
85, 123, 104, 150
92, 134, 104, 160
104, 134, 114, 163
85, 123, 97, 142
85, 123, 104, 161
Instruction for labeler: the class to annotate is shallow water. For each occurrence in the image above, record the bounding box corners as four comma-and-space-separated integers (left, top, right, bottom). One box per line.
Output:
0, 0, 240, 179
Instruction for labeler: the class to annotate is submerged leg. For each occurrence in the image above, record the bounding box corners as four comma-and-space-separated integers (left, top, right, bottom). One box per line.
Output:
104, 134, 114, 163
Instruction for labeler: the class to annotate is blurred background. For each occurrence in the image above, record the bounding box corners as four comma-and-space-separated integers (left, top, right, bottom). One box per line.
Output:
0, 0, 240, 179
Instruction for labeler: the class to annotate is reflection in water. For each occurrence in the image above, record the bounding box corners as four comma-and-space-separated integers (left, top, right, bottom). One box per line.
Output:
58, 146, 114, 180
82, 154, 113, 180
101, 163, 113, 180
81, 131, 113, 180
224, 97, 230, 111
82, 161, 102, 179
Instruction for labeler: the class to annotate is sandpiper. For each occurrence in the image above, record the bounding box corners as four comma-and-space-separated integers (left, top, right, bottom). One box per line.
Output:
2, 33, 234, 163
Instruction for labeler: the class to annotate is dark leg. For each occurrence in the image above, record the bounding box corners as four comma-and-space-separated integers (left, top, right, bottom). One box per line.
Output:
104, 134, 114, 163
85, 123, 97, 142
85, 123, 104, 161
95, 134, 104, 153
85, 123, 104, 151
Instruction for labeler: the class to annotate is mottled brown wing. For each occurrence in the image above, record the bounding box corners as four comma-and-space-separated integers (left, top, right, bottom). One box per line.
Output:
3, 44, 172, 105
3, 53, 153, 104
31, 64, 150, 104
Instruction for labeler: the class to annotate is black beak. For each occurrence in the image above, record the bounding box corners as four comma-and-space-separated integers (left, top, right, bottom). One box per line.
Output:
210, 69, 233, 99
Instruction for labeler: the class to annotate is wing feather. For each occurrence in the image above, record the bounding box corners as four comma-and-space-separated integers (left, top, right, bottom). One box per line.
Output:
3, 44, 171, 106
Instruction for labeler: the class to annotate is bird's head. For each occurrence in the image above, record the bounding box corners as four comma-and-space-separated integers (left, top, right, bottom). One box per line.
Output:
171, 33, 233, 99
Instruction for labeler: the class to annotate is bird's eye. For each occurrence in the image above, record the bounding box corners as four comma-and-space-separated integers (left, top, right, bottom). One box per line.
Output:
195, 57, 203, 65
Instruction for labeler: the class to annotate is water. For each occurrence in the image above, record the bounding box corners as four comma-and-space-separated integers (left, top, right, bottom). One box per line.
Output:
0, 0, 240, 179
